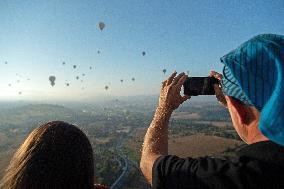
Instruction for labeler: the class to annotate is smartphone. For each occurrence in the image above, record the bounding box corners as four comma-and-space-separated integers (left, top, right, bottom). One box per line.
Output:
183, 77, 219, 96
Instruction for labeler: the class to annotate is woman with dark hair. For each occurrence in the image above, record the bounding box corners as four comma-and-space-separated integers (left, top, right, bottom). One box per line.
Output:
1, 121, 107, 189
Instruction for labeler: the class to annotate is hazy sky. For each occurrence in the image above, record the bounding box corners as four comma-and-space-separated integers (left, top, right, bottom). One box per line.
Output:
0, 0, 283, 100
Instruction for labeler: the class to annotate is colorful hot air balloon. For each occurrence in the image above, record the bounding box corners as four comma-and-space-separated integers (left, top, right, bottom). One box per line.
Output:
98, 22, 105, 31
49, 76, 56, 87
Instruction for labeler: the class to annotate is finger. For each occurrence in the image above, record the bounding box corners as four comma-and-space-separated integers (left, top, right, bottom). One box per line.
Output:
209, 70, 216, 77
171, 72, 185, 85
209, 70, 219, 76
209, 71, 222, 80
177, 75, 188, 89
214, 84, 222, 96
214, 84, 227, 107
166, 71, 177, 85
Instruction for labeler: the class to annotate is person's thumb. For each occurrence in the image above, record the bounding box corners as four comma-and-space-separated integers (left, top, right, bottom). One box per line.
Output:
182, 95, 190, 102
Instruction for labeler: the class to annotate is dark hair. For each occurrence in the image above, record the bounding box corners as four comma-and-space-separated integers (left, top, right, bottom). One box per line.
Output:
1, 121, 94, 189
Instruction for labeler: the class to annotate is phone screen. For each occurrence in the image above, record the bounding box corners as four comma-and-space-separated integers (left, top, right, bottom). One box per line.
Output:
183, 77, 219, 96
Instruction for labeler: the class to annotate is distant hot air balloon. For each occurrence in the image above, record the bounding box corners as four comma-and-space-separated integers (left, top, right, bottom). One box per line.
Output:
98, 22, 105, 31
62, 62, 66, 65
18, 91, 22, 95
4, 61, 7, 64
66, 83, 70, 86
162, 69, 167, 74
105, 86, 109, 90
132, 77, 135, 82
97, 50, 100, 54
49, 76, 56, 87
82, 73, 85, 76
8, 84, 11, 87
142, 51, 146, 56
120, 79, 123, 83
73, 65, 77, 69
89, 66, 92, 70
76, 76, 79, 80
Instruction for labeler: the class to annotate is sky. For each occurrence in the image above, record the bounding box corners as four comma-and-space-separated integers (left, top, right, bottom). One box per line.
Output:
0, 0, 283, 101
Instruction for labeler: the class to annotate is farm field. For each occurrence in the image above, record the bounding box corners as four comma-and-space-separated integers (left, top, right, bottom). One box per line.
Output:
0, 99, 242, 188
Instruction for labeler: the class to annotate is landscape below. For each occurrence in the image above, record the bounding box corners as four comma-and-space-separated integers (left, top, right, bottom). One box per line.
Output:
0, 96, 244, 188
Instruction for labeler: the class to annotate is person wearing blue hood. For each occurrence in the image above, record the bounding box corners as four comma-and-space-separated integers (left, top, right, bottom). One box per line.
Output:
140, 34, 284, 189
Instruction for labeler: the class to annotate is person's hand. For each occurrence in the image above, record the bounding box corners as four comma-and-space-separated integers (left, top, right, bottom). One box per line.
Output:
209, 71, 227, 107
158, 71, 190, 112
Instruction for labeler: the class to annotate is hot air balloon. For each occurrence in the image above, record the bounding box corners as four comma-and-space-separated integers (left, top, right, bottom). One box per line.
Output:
142, 51, 146, 56
105, 86, 109, 90
82, 73, 85, 76
66, 83, 70, 86
162, 69, 167, 74
98, 22, 105, 31
132, 77, 135, 82
18, 91, 22, 95
76, 76, 79, 80
49, 76, 56, 87
89, 66, 92, 70
62, 62, 66, 65
97, 50, 100, 54
120, 79, 123, 83
73, 65, 77, 69
4, 61, 7, 64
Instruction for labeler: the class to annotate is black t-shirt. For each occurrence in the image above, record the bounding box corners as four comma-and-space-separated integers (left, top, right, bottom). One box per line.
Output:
152, 141, 284, 189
